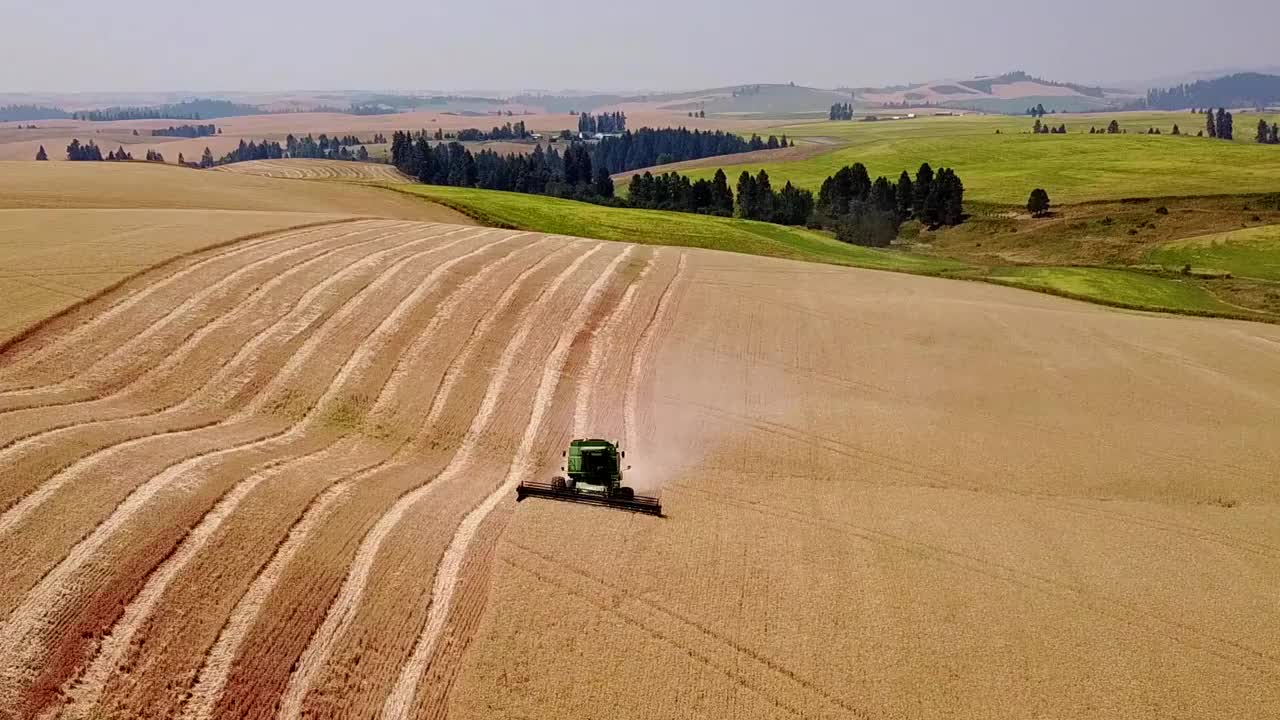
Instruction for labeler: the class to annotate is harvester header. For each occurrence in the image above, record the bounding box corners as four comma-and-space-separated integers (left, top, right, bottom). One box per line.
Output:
516, 439, 662, 516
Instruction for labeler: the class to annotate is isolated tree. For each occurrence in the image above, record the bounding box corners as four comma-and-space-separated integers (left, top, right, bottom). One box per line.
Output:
1171, 124, 1181, 135
1107, 119, 1120, 134
34, 145, 47, 161
1258, 118, 1271, 143
1033, 119, 1042, 134
177, 152, 185, 165
1027, 188, 1051, 217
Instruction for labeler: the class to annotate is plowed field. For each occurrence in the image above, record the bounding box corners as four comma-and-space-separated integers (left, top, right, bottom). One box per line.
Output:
1, 219, 1277, 720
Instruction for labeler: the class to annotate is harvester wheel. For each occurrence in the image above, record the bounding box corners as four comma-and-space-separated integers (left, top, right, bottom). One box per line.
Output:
614, 486, 635, 501
551, 477, 567, 492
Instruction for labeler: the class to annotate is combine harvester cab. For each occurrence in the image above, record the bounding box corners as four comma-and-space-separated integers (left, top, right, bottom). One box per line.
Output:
516, 438, 662, 516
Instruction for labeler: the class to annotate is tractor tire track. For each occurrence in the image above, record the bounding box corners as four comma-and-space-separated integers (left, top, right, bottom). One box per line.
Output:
674, 484, 1280, 676
505, 540, 869, 719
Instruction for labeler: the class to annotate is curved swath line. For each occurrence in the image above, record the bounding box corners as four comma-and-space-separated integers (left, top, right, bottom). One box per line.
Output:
0, 221, 422, 445
0, 221, 387, 388
54, 445, 340, 720
0, 228, 489, 537
175, 237, 567, 720
0, 222, 394, 403
625, 252, 688, 451
274, 242, 606, 720
0, 224, 473, 467
60, 236, 556, 720
0, 229, 524, 705
572, 249, 657, 436
381, 246, 634, 720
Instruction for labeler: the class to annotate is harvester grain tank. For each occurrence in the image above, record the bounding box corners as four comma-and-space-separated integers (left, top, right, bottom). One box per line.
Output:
516, 438, 661, 515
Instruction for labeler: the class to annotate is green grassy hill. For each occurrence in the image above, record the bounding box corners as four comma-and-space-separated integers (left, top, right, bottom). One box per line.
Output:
1149, 225, 1280, 280
388, 184, 962, 274
674, 112, 1280, 205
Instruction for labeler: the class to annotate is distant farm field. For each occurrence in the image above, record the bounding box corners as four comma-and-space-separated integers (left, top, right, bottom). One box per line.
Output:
670, 111, 1280, 205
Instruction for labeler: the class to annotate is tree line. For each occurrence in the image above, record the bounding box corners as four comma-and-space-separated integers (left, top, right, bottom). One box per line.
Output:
151, 124, 218, 138
392, 134, 614, 201
1145, 73, 1280, 110
578, 112, 626, 134
454, 122, 531, 141
0, 104, 71, 121
1256, 119, 1280, 144
1204, 108, 1234, 140
816, 162, 964, 245
1032, 119, 1067, 134
593, 127, 784, 175
829, 103, 855, 121
63, 139, 142, 161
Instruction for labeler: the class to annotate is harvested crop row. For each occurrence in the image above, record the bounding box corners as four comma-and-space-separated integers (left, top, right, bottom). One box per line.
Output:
212, 159, 411, 183
0, 214, 685, 720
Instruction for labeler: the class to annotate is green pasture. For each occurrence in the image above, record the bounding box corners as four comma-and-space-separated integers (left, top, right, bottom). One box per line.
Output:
1149, 225, 1280, 281
987, 266, 1242, 315
672, 111, 1280, 205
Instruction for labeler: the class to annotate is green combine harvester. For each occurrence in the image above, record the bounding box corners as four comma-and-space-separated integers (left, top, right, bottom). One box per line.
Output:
516, 438, 662, 516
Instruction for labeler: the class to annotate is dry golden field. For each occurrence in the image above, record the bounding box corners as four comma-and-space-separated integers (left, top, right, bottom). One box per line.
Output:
212, 159, 412, 183
0, 198, 1277, 720
0, 161, 467, 221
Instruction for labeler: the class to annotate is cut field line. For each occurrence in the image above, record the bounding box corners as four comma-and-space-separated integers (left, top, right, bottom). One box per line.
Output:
381, 246, 634, 720
0, 230, 517, 706
276, 243, 608, 720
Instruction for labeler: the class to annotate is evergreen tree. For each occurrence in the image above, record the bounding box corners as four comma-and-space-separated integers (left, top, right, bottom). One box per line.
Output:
736, 171, 758, 219
1027, 188, 1051, 217
592, 165, 614, 198
1172, 124, 1181, 135
35, 145, 47, 161
1216, 108, 1233, 140
1258, 118, 1271, 143
711, 169, 734, 216
1207, 110, 1217, 138
913, 163, 934, 215
200, 147, 215, 168
895, 170, 913, 219
1108, 119, 1121, 134
178, 152, 185, 165
753, 170, 775, 221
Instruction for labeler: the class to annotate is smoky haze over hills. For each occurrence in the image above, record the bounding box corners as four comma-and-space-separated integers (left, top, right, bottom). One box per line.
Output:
1, 0, 1277, 93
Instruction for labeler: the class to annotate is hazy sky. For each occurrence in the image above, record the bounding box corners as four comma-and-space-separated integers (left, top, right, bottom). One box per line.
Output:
1, 0, 1275, 92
